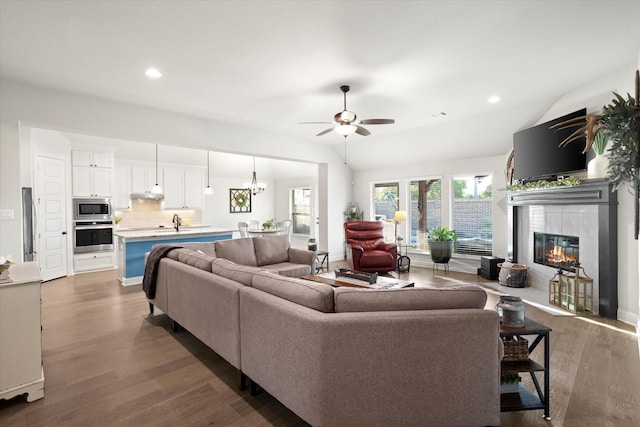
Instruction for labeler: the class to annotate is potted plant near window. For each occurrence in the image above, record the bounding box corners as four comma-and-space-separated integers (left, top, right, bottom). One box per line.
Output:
427, 226, 457, 263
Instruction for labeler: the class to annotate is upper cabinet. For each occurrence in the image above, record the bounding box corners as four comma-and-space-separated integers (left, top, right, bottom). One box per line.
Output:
72, 150, 114, 198
163, 167, 204, 209
113, 165, 132, 210
131, 166, 161, 194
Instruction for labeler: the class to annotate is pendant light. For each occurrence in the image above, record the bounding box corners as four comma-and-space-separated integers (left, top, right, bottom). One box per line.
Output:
244, 156, 266, 196
204, 150, 213, 195
150, 144, 163, 194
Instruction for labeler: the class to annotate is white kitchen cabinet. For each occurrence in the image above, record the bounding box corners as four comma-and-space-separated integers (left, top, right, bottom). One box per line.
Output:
73, 252, 116, 273
131, 166, 162, 195
72, 150, 114, 197
113, 165, 132, 209
72, 150, 114, 168
163, 167, 203, 209
0, 262, 44, 402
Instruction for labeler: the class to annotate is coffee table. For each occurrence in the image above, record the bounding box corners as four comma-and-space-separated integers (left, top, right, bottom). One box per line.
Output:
302, 271, 414, 289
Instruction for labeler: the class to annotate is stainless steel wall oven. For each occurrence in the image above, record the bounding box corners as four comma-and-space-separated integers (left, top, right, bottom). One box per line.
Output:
73, 220, 114, 253
72, 198, 114, 253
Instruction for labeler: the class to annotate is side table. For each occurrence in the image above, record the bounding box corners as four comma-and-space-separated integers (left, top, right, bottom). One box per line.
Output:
315, 251, 329, 273
397, 244, 411, 272
500, 318, 551, 420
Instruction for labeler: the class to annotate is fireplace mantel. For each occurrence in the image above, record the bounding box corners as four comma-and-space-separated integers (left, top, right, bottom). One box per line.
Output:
507, 178, 618, 319
507, 179, 616, 207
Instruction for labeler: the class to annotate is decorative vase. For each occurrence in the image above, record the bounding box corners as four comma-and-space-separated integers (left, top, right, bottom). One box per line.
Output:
587, 154, 609, 179
428, 240, 454, 263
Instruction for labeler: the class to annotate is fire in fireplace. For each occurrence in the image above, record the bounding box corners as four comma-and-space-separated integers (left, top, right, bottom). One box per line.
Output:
533, 232, 579, 271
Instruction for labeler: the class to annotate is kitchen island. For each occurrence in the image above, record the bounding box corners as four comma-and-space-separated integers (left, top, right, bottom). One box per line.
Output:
114, 227, 234, 286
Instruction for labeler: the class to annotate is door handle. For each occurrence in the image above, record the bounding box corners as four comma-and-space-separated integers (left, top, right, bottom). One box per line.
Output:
62, 231, 67, 235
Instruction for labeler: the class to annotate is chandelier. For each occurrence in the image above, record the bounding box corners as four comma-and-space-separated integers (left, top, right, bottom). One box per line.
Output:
244, 156, 266, 196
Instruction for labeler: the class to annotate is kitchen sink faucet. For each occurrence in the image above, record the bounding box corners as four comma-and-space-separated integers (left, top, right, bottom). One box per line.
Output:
172, 213, 181, 231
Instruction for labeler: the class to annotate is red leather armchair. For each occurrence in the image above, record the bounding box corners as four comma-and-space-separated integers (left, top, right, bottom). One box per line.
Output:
344, 221, 398, 273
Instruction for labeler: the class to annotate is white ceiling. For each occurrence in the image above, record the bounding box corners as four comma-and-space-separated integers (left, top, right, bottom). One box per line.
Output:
1, 1, 639, 173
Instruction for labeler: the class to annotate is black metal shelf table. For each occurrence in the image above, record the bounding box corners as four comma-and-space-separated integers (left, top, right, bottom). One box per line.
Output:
315, 251, 329, 273
500, 318, 551, 420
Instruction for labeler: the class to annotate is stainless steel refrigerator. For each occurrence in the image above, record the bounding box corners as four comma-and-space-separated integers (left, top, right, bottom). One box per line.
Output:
22, 187, 35, 261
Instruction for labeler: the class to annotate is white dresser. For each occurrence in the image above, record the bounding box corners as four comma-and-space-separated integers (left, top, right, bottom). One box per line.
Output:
0, 262, 44, 402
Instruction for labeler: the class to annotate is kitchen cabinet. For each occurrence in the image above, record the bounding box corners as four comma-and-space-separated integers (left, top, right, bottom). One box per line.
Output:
113, 165, 132, 209
131, 165, 162, 195
0, 262, 44, 402
163, 167, 204, 209
72, 150, 114, 168
72, 150, 114, 197
73, 252, 116, 273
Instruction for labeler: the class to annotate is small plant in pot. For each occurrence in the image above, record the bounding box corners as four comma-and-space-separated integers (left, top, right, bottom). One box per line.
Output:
500, 372, 521, 394
262, 218, 275, 229
427, 226, 457, 264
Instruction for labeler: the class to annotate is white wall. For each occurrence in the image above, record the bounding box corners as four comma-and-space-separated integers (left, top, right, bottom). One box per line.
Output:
0, 78, 352, 264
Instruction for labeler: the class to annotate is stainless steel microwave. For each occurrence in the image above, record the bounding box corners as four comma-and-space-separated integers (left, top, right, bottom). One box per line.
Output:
73, 198, 112, 221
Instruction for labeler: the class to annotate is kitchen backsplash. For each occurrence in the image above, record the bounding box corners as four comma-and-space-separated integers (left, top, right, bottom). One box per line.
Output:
114, 200, 202, 229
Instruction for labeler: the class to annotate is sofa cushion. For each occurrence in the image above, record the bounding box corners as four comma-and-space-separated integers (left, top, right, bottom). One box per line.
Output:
253, 235, 290, 266
211, 258, 265, 286
333, 285, 487, 313
179, 242, 217, 257
252, 271, 335, 313
214, 237, 258, 266
164, 248, 214, 272
265, 262, 311, 278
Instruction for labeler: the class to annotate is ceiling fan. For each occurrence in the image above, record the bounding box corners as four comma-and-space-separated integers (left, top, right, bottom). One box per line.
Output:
300, 85, 395, 137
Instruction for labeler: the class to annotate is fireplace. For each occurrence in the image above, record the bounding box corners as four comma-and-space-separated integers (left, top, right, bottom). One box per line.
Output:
507, 179, 618, 319
534, 232, 579, 271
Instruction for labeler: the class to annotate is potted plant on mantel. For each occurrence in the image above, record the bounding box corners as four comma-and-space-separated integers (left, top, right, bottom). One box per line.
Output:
427, 226, 457, 264
557, 70, 640, 239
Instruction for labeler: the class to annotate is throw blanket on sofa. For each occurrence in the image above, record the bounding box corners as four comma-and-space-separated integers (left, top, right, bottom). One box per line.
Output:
142, 244, 182, 299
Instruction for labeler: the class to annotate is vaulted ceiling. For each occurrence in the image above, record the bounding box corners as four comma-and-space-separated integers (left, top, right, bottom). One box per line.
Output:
1, 1, 639, 172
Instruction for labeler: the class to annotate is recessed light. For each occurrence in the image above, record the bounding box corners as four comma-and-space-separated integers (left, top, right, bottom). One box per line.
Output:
429, 112, 448, 118
145, 68, 162, 79
488, 95, 500, 104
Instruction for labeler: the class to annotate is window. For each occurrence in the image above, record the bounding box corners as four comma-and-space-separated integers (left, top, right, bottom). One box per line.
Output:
451, 175, 493, 255
373, 182, 399, 222
409, 178, 441, 250
373, 182, 399, 241
290, 188, 311, 235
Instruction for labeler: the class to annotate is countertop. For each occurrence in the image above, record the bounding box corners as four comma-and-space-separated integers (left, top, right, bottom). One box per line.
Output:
114, 226, 235, 240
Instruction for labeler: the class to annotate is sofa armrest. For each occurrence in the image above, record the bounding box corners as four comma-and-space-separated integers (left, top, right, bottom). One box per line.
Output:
288, 247, 316, 272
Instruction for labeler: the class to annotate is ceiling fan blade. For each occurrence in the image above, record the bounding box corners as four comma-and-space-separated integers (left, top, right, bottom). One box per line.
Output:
359, 119, 395, 125
316, 128, 335, 136
299, 121, 333, 125
355, 125, 371, 136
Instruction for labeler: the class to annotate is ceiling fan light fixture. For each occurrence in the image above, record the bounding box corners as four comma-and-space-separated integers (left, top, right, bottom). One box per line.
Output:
340, 110, 356, 122
335, 124, 357, 136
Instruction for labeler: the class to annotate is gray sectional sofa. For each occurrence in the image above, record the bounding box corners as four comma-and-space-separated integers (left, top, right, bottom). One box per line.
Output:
145, 235, 502, 426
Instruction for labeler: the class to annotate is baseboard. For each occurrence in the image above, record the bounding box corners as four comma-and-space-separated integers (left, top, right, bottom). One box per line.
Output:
617, 308, 639, 330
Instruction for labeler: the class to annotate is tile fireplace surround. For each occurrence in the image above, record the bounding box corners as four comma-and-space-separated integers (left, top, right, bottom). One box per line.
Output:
508, 179, 618, 319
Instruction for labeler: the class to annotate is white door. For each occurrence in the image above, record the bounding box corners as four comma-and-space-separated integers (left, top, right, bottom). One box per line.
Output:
36, 155, 68, 281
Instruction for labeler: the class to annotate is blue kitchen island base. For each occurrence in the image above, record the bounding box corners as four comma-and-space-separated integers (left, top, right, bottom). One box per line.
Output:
115, 229, 233, 286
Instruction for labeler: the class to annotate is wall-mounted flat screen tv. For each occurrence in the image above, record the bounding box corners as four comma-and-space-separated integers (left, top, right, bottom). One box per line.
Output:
513, 108, 587, 181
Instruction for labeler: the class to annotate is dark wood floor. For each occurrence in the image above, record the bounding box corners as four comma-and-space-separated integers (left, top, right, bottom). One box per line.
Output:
1, 264, 639, 426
